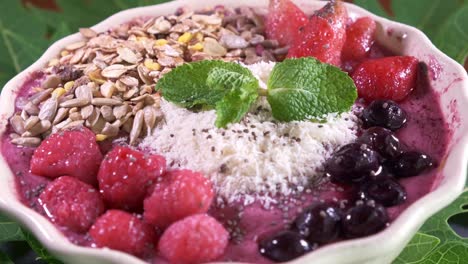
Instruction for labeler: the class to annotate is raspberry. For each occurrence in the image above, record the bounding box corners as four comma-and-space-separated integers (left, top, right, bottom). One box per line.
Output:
352, 56, 419, 102
38, 176, 105, 233
144, 169, 214, 229
265, 0, 308, 46
287, 0, 348, 66
97, 146, 166, 211
89, 210, 156, 258
158, 214, 229, 263
31, 127, 103, 185
342, 17, 377, 62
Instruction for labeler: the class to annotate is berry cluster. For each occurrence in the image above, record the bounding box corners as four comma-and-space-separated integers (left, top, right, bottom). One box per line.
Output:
31, 127, 228, 263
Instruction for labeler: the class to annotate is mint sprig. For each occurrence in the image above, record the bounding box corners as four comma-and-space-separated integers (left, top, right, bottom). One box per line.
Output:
267, 58, 357, 122
156, 58, 357, 127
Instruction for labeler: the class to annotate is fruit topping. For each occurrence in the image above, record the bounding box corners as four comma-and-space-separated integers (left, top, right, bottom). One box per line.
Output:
30, 127, 103, 185
144, 169, 214, 229
89, 210, 156, 258
265, 0, 308, 46
358, 177, 407, 207
287, 0, 348, 66
342, 17, 377, 62
357, 127, 402, 158
259, 231, 313, 262
325, 143, 381, 184
38, 176, 105, 233
388, 151, 434, 178
97, 146, 166, 211
291, 202, 342, 244
342, 201, 389, 238
361, 100, 407, 131
352, 56, 419, 102
158, 214, 229, 264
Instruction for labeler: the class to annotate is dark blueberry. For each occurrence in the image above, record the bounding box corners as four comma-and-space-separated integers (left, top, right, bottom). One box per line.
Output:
361, 100, 407, 131
388, 151, 434, 178
292, 202, 342, 244
342, 202, 389, 238
325, 143, 381, 184
259, 231, 313, 262
358, 177, 407, 207
357, 127, 402, 158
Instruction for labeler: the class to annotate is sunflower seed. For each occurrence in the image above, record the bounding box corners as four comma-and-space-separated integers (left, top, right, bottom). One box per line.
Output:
91, 98, 122, 106
53, 108, 69, 125
123, 87, 139, 100
62, 120, 84, 130
70, 48, 85, 64
24, 102, 40, 115
69, 112, 83, 121
101, 105, 116, 122
41, 75, 61, 89
143, 106, 157, 135
137, 64, 153, 85
39, 98, 58, 121
113, 104, 130, 119
101, 64, 127, 78
66, 41, 86, 51
30, 88, 53, 105
24, 116, 40, 130
130, 110, 144, 145
25, 120, 51, 137
86, 107, 101, 127
80, 105, 94, 120
100, 81, 115, 98
75, 85, 93, 101
10, 115, 25, 134
79, 28, 98, 38
101, 122, 119, 137
11, 137, 41, 147
60, 98, 90, 108
53, 118, 72, 133
20, 110, 29, 120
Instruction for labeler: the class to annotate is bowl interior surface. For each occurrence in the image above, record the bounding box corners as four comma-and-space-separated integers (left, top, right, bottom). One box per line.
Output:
0, 1, 467, 264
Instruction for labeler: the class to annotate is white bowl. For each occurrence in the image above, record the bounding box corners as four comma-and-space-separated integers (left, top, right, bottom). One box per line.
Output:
0, 1, 467, 263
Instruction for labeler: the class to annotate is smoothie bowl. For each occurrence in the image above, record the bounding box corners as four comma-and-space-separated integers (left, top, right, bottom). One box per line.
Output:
0, 0, 467, 263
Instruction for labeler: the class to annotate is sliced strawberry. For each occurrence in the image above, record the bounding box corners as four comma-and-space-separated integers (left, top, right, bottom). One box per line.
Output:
342, 17, 377, 63
287, 0, 348, 66
265, 0, 308, 46
352, 56, 419, 102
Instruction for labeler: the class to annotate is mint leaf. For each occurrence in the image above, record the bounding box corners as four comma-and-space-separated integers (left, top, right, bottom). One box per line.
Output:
394, 189, 468, 263
23, 231, 64, 264
267, 58, 357, 122
393, 233, 440, 264
0, 214, 25, 242
0, 250, 14, 264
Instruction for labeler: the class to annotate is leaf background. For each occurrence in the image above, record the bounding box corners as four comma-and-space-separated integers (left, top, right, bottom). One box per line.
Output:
0, 0, 467, 263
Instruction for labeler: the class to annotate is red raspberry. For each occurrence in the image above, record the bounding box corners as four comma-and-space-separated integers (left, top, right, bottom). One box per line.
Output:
352, 56, 419, 102
342, 17, 377, 63
144, 169, 214, 229
31, 127, 103, 185
287, 0, 348, 66
98, 146, 166, 211
265, 0, 308, 46
158, 214, 229, 263
38, 176, 105, 233
89, 210, 156, 258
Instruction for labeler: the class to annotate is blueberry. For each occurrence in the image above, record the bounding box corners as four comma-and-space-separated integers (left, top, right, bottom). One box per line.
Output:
325, 143, 381, 184
361, 100, 407, 131
342, 202, 389, 238
358, 177, 407, 207
357, 127, 402, 158
292, 202, 342, 244
388, 151, 434, 178
259, 231, 313, 262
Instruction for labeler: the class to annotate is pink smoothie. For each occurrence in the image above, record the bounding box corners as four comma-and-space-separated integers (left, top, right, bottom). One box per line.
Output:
0, 55, 452, 264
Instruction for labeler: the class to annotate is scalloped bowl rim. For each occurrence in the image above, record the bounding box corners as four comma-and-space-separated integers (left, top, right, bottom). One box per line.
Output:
0, 1, 467, 264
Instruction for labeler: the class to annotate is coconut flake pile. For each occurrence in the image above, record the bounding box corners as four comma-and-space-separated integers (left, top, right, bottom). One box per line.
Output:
139, 62, 359, 205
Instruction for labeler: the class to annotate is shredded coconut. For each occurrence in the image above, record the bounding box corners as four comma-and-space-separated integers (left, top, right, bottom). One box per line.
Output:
139, 62, 359, 205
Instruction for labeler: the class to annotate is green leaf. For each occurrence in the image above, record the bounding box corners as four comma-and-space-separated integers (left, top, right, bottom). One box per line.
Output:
23, 230, 64, 264
394, 189, 468, 263
267, 58, 357, 122
354, 0, 468, 65
157, 61, 250, 107
0, 214, 25, 242
393, 233, 440, 264
0, 250, 14, 264
215, 87, 258, 128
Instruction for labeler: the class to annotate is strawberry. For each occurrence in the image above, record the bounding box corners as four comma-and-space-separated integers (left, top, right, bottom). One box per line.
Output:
144, 169, 214, 229
30, 127, 103, 185
158, 214, 229, 264
265, 0, 308, 47
352, 56, 419, 102
287, 0, 348, 66
38, 176, 105, 233
89, 210, 156, 258
97, 146, 166, 211
342, 17, 377, 63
